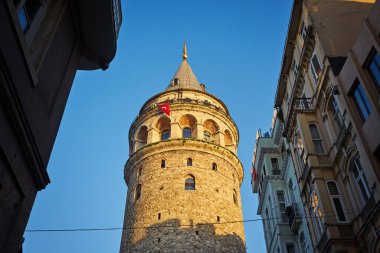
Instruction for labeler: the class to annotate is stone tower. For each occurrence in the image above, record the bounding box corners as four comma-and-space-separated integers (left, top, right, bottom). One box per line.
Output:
120, 43, 246, 253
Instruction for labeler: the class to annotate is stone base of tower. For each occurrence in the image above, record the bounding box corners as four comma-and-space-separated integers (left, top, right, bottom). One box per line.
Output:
120, 219, 245, 253
120, 140, 246, 253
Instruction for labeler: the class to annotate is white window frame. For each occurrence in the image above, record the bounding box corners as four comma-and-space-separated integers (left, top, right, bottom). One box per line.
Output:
300, 20, 307, 40
310, 52, 323, 83
326, 181, 348, 223
309, 124, 324, 154
292, 59, 299, 77
277, 191, 288, 223
352, 158, 370, 203
310, 189, 324, 238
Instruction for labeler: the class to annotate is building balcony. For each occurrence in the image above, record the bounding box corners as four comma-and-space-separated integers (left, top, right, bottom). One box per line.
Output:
360, 194, 376, 222
286, 203, 302, 232
293, 97, 315, 112
78, 0, 122, 70
335, 122, 351, 153
283, 26, 316, 137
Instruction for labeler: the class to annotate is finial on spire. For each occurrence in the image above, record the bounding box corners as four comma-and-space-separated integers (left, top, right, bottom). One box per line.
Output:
182, 41, 188, 61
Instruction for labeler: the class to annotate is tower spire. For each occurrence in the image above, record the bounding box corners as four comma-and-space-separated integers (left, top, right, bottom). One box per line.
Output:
182, 41, 188, 61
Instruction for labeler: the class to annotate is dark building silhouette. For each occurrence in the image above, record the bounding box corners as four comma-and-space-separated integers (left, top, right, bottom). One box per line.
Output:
0, 0, 121, 252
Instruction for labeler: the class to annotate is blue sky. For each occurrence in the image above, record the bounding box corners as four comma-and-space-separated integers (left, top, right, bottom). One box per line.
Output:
24, 1, 293, 252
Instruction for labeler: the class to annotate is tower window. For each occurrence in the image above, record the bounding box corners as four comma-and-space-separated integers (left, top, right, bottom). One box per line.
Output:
174, 78, 180, 86
187, 158, 192, 166
217, 216, 220, 222
204, 131, 211, 142
161, 160, 166, 168
161, 129, 170, 141
138, 167, 142, 176
135, 184, 142, 201
158, 213, 161, 220
212, 162, 217, 171
233, 190, 238, 205
182, 127, 192, 138
185, 176, 195, 190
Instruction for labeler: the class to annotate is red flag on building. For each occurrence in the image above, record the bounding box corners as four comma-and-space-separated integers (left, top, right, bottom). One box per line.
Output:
252, 164, 257, 181
158, 103, 170, 116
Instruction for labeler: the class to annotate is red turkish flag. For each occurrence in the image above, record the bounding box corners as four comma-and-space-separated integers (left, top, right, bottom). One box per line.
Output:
252, 164, 257, 181
158, 103, 170, 116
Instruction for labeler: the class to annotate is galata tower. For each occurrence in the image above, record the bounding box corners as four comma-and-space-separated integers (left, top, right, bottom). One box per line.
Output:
120, 43, 246, 253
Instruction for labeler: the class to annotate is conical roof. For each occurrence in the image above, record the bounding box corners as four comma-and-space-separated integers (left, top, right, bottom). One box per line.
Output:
166, 42, 204, 91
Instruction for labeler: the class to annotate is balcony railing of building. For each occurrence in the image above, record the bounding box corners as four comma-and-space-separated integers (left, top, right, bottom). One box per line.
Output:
283, 26, 316, 138
286, 203, 302, 232
316, 223, 355, 252
317, 230, 328, 251
335, 121, 351, 154
360, 193, 377, 222
294, 97, 315, 112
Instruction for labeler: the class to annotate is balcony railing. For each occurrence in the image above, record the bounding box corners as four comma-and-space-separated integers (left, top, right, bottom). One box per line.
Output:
293, 97, 315, 112
286, 203, 302, 232
272, 169, 281, 175
317, 230, 328, 251
283, 26, 316, 138
360, 194, 376, 221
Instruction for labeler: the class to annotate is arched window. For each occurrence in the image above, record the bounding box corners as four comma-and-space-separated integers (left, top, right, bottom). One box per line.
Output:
327, 181, 347, 222
310, 190, 324, 238
161, 160, 166, 168
204, 130, 211, 142
135, 184, 142, 201
136, 126, 148, 144
233, 190, 238, 205
203, 119, 219, 143
156, 117, 171, 141
138, 167, 142, 176
185, 176, 195, 190
187, 158, 192, 166
352, 157, 370, 202
212, 162, 217, 171
183, 127, 192, 138
161, 129, 170, 141
309, 124, 324, 154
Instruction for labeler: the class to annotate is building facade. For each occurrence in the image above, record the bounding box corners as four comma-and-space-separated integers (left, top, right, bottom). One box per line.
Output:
252, 0, 380, 252
120, 45, 246, 253
252, 110, 314, 253
0, 1, 121, 252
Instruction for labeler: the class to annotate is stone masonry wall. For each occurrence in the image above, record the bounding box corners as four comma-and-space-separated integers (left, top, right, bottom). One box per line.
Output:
120, 144, 245, 253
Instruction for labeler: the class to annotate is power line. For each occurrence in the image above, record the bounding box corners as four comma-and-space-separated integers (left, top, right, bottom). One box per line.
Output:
25, 207, 362, 233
